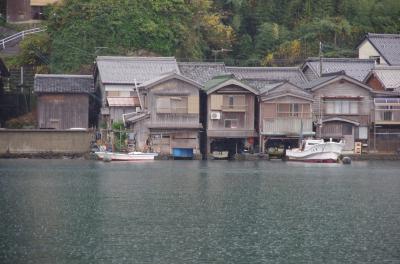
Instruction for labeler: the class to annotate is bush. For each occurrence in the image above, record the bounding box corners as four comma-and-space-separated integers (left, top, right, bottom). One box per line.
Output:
5, 112, 37, 129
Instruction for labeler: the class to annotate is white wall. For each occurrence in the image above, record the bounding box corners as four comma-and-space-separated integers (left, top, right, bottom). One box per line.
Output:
358, 40, 388, 65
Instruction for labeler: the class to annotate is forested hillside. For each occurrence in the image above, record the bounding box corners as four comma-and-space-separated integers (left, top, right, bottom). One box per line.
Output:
10, 0, 400, 73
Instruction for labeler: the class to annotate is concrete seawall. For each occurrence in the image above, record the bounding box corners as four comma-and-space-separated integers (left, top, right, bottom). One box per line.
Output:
0, 129, 92, 157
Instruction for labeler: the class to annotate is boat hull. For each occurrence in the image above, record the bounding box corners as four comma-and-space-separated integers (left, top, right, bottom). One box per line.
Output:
285, 142, 344, 163
212, 151, 229, 160
286, 152, 340, 163
95, 152, 158, 161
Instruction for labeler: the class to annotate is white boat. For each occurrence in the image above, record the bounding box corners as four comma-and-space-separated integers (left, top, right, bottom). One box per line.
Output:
95, 151, 158, 161
212, 150, 229, 160
285, 139, 345, 163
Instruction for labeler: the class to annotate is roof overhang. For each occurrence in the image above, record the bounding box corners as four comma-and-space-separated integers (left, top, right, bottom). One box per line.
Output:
107, 97, 140, 107
322, 117, 360, 126
206, 79, 259, 95
261, 92, 313, 102
140, 72, 202, 90
310, 74, 373, 92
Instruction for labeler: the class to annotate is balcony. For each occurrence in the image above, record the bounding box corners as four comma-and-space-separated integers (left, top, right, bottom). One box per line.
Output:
374, 98, 400, 125
262, 117, 313, 136
374, 110, 400, 125
149, 113, 201, 129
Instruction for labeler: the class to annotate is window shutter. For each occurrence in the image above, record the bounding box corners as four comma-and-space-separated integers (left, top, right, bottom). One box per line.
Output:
156, 97, 171, 113
262, 103, 275, 118
188, 96, 199, 114
211, 94, 223, 110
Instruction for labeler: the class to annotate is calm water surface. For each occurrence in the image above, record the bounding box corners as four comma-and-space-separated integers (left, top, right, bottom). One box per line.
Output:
0, 159, 399, 264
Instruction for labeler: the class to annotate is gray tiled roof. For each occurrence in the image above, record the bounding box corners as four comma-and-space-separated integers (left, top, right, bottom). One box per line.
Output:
96, 56, 180, 84
263, 82, 313, 99
34, 74, 94, 93
364, 33, 400, 66
178, 62, 228, 85
242, 80, 283, 93
301, 74, 340, 90
302, 57, 375, 82
368, 66, 400, 90
226, 67, 308, 86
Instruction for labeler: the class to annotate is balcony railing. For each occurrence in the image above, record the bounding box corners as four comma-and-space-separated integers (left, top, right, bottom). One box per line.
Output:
375, 110, 400, 124
221, 105, 247, 112
262, 117, 313, 135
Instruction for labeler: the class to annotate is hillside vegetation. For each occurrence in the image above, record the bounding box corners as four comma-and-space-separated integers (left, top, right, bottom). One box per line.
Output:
11, 0, 400, 73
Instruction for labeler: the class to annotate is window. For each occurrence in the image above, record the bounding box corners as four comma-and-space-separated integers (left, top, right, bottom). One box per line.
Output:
224, 119, 238, 128
358, 127, 368, 139
291, 104, 300, 114
342, 124, 353, 135
156, 96, 188, 114
325, 100, 358, 114
370, 56, 381, 64
277, 103, 310, 117
228, 96, 234, 108
383, 111, 393, 121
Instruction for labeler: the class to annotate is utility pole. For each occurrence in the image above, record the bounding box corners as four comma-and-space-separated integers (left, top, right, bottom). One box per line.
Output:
211, 48, 232, 62
319, 41, 323, 77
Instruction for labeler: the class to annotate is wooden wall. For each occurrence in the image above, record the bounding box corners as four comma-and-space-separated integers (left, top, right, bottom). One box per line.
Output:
37, 94, 89, 129
207, 85, 256, 134
6, 0, 31, 22
312, 79, 372, 126
147, 79, 200, 127
366, 75, 385, 91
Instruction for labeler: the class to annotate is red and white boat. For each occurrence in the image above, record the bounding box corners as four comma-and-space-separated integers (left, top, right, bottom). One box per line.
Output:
285, 139, 345, 163
95, 151, 158, 161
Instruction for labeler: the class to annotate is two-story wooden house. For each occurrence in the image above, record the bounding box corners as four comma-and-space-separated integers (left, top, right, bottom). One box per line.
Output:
203, 75, 259, 158
304, 72, 376, 151
364, 66, 400, 153
258, 82, 314, 153
124, 72, 202, 157
95, 56, 180, 127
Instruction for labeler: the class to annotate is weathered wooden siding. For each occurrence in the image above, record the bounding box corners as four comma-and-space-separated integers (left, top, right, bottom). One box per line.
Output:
207, 87, 255, 132
366, 76, 385, 91
6, 0, 31, 22
312, 80, 372, 126
147, 79, 200, 128
259, 97, 313, 135
109, 106, 136, 122
38, 94, 89, 129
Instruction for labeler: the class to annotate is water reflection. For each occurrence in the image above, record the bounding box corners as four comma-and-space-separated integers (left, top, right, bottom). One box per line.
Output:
0, 159, 399, 263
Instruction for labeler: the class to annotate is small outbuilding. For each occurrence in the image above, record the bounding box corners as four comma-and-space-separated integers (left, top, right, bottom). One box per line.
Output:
34, 74, 94, 129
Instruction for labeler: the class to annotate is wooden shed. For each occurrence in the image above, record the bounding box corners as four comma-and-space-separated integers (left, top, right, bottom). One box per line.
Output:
34, 74, 94, 129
